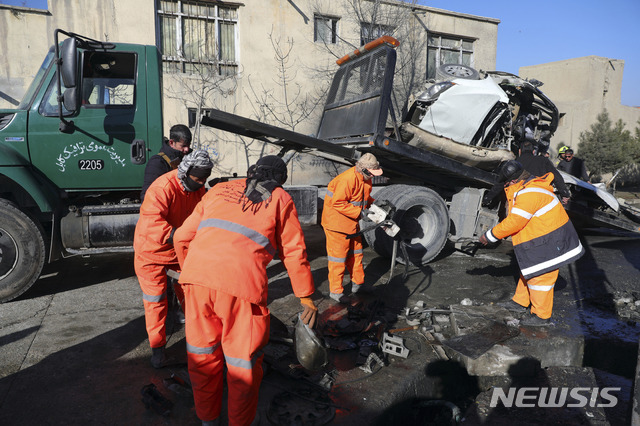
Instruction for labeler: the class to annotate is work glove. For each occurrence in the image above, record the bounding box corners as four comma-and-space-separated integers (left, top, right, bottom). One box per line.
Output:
365, 204, 388, 224
373, 199, 391, 209
299, 297, 318, 329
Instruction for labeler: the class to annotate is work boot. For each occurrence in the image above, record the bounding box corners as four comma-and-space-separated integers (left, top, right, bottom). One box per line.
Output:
521, 314, 552, 327
329, 292, 350, 304
497, 300, 528, 313
151, 346, 171, 369
351, 282, 370, 294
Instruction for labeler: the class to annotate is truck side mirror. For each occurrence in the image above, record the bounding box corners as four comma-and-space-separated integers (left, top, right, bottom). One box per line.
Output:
60, 37, 78, 88
63, 87, 78, 112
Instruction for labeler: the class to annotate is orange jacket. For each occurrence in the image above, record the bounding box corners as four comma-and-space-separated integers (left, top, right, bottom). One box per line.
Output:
133, 169, 206, 262
321, 167, 374, 234
485, 173, 584, 278
174, 179, 314, 306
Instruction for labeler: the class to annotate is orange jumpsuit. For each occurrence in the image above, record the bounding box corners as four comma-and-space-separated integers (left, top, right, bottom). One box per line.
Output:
133, 169, 205, 348
174, 179, 314, 425
321, 167, 374, 294
484, 173, 584, 318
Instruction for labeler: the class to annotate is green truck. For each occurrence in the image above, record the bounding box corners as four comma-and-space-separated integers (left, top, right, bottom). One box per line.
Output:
0, 30, 163, 302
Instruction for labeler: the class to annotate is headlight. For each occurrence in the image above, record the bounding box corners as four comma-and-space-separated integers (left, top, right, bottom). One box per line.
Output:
418, 81, 456, 102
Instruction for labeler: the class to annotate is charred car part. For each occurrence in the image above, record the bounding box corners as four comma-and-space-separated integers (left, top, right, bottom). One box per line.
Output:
402, 65, 559, 170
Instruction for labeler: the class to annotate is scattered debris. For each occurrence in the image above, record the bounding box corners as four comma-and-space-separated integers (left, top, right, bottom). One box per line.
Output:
419, 329, 449, 360
400, 300, 451, 326
613, 292, 640, 321
388, 325, 419, 333
140, 383, 173, 416
163, 373, 192, 397
381, 332, 410, 358
267, 389, 335, 426
359, 352, 386, 373
441, 321, 520, 359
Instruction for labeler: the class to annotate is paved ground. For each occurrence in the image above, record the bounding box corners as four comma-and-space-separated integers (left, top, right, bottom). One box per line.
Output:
0, 224, 639, 425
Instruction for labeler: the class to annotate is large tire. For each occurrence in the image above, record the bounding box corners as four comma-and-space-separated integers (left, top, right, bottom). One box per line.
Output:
0, 201, 46, 302
436, 63, 480, 81
363, 185, 449, 265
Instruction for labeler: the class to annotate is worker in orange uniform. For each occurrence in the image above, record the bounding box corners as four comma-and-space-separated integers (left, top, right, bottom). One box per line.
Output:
321, 153, 383, 302
479, 160, 584, 326
134, 150, 213, 368
174, 155, 317, 426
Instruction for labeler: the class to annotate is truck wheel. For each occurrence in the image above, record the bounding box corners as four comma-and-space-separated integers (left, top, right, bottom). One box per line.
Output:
363, 185, 449, 265
436, 63, 480, 81
0, 201, 46, 302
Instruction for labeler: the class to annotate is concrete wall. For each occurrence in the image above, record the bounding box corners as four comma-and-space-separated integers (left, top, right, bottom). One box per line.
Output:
0, 0, 499, 184
520, 56, 640, 156
0, 0, 155, 106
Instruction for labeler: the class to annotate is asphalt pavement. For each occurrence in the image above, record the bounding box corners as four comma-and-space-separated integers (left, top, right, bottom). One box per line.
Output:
1, 225, 639, 425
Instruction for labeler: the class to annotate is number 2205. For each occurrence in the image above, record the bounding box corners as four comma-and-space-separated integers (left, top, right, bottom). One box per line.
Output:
78, 159, 104, 170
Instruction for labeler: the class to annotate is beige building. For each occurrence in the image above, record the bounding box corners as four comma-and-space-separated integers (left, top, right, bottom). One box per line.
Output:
520, 56, 640, 157
0, 0, 499, 183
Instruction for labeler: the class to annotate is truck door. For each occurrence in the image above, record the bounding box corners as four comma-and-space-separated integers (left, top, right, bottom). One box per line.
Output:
28, 49, 149, 191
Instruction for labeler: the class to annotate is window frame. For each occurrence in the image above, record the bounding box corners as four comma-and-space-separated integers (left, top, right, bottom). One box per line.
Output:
314, 14, 339, 44
360, 22, 395, 46
157, 0, 240, 76
188, 107, 214, 128
427, 33, 475, 79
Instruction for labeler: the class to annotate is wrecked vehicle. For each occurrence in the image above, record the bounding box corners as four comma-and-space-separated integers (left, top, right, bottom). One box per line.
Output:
401, 65, 559, 171
398, 64, 640, 230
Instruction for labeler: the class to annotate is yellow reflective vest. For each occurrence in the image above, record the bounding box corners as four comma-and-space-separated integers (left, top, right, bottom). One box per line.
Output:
485, 173, 584, 278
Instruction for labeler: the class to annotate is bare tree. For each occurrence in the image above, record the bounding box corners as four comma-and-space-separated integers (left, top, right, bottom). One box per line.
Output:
309, 0, 425, 118
239, 29, 326, 178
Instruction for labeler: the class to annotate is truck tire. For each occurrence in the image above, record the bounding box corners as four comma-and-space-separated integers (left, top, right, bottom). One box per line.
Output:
436, 63, 480, 81
0, 201, 46, 302
363, 185, 449, 265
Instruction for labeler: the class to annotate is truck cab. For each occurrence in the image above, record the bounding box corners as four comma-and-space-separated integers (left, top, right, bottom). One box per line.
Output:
0, 30, 163, 302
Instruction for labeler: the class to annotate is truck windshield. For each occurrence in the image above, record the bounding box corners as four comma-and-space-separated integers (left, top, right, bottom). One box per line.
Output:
17, 49, 55, 110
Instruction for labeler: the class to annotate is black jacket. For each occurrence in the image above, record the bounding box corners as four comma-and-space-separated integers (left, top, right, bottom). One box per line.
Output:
140, 143, 183, 201
517, 152, 570, 198
557, 156, 589, 182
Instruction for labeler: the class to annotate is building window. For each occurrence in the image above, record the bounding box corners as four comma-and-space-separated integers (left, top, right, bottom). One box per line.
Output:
427, 34, 475, 79
188, 107, 214, 128
314, 15, 339, 44
360, 22, 395, 46
158, 0, 239, 76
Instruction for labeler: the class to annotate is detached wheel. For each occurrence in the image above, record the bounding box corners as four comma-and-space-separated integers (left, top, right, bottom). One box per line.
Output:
436, 63, 480, 81
363, 185, 449, 265
0, 201, 46, 302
